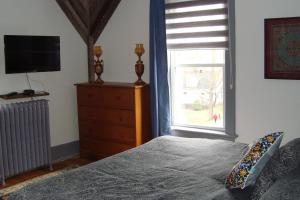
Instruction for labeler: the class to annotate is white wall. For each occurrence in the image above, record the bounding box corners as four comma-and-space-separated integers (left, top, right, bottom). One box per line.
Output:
99, 0, 300, 144
235, 0, 300, 144
97, 0, 150, 83
0, 0, 88, 146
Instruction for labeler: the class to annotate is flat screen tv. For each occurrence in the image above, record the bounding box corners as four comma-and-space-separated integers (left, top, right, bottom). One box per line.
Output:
4, 35, 61, 74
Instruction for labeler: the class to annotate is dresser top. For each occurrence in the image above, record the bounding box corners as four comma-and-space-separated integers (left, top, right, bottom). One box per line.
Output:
75, 82, 148, 88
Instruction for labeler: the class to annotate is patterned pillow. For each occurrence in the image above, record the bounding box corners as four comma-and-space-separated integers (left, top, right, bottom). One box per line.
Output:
251, 138, 300, 200
225, 132, 284, 189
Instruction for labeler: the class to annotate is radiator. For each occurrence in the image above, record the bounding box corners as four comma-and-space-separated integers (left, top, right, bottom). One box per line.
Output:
0, 100, 52, 185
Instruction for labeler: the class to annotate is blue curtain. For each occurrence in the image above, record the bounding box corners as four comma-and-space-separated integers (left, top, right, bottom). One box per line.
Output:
149, 0, 171, 138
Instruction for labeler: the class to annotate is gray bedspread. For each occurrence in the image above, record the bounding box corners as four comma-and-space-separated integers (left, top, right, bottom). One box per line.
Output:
8, 136, 249, 200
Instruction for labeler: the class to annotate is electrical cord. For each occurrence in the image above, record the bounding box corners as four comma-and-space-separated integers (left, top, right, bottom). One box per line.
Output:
26, 72, 32, 90
25, 73, 34, 100
28, 77, 46, 92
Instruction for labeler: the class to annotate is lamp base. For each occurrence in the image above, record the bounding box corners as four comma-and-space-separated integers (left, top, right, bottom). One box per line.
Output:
94, 60, 104, 84
95, 79, 104, 84
134, 79, 146, 85
135, 62, 145, 86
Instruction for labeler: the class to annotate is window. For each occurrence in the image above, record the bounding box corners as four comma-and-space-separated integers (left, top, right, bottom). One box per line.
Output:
169, 49, 225, 129
165, 0, 236, 136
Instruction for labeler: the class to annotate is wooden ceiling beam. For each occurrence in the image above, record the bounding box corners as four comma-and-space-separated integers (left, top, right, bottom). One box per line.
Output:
77, 0, 89, 12
90, 0, 121, 43
56, 0, 89, 43
68, 0, 89, 28
56, 0, 121, 43
89, 0, 107, 27
56, 0, 121, 81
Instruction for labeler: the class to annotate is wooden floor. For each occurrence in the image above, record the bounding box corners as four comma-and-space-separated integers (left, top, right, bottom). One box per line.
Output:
0, 157, 94, 189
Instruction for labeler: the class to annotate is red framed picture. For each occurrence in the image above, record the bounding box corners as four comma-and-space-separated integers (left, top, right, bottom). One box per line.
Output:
265, 17, 300, 79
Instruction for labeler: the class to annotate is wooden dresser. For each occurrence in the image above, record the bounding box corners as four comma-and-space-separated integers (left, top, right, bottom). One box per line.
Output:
75, 82, 151, 159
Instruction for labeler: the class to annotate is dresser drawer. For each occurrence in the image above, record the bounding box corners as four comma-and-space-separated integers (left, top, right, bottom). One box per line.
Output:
76, 82, 151, 160
78, 106, 135, 127
77, 86, 134, 109
79, 121, 136, 144
80, 139, 133, 158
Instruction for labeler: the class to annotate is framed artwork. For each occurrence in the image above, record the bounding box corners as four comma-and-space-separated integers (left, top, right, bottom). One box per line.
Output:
265, 17, 300, 79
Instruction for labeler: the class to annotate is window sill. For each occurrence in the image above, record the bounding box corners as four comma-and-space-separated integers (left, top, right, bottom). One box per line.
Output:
171, 126, 237, 141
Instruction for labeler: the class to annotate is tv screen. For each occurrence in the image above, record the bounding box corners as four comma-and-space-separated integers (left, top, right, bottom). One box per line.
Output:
4, 35, 61, 74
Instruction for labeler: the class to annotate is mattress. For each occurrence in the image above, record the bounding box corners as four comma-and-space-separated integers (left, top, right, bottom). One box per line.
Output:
8, 136, 250, 200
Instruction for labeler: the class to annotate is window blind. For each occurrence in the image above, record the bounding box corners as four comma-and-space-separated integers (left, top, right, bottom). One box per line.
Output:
166, 0, 229, 49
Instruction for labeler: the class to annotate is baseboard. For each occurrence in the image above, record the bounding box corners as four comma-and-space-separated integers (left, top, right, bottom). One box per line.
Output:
51, 141, 79, 162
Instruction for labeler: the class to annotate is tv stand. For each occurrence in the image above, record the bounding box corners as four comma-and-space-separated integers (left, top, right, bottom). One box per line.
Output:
0, 91, 49, 100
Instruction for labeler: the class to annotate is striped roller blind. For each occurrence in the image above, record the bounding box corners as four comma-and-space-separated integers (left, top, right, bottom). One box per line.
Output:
166, 0, 229, 49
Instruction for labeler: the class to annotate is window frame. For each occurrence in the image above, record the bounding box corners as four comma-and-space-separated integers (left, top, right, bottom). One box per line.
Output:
167, 0, 237, 140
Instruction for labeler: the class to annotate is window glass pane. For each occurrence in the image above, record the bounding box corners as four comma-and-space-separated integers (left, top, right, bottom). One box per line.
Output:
169, 50, 225, 129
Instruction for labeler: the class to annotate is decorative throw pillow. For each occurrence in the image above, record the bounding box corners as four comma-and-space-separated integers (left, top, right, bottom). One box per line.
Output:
251, 138, 300, 200
225, 132, 284, 189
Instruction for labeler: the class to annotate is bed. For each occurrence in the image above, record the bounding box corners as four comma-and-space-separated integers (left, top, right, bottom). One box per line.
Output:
7, 136, 300, 200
